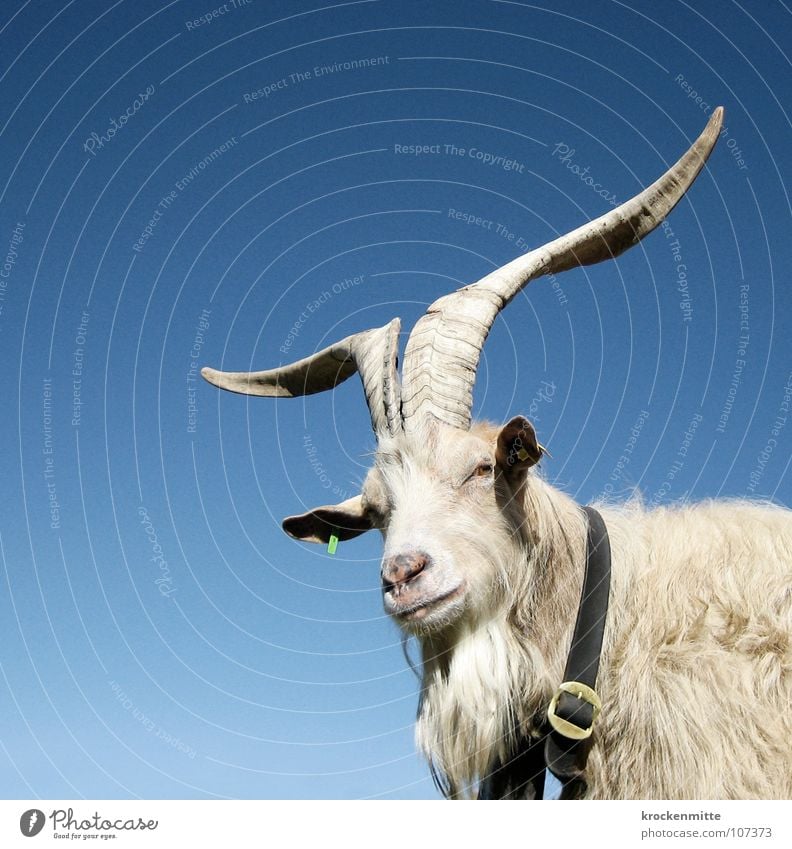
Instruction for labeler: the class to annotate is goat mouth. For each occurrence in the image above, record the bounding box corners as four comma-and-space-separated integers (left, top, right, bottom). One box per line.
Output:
389, 584, 465, 621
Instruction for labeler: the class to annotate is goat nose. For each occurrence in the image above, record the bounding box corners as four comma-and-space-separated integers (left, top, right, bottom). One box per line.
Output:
381, 552, 430, 593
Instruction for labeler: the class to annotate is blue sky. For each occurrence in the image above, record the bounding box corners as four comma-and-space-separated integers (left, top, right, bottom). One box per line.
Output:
0, 0, 790, 800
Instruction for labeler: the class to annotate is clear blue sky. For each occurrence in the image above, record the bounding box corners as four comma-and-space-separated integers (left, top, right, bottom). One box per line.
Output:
0, 0, 790, 800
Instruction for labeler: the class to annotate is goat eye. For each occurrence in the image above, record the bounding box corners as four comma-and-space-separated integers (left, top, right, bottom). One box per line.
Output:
469, 462, 494, 480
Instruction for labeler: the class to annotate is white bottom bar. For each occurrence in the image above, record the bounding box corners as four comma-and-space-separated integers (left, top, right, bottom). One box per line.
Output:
2, 799, 789, 847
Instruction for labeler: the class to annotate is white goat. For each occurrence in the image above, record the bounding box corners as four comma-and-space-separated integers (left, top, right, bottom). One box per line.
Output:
203, 107, 792, 799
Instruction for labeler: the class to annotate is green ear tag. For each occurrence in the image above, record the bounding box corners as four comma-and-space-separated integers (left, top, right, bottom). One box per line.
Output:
327, 533, 339, 555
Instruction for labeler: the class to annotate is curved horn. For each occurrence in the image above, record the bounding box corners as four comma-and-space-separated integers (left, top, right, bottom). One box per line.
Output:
400, 108, 724, 431
202, 318, 401, 436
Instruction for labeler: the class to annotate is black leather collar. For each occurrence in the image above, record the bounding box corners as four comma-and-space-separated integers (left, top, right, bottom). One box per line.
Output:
543, 505, 612, 797
478, 505, 612, 800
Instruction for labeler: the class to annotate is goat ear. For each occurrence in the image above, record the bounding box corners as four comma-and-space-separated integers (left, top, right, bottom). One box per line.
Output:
495, 416, 543, 481
282, 495, 373, 544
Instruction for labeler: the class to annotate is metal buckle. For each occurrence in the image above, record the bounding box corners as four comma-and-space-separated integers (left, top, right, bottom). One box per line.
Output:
547, 681, 602, 740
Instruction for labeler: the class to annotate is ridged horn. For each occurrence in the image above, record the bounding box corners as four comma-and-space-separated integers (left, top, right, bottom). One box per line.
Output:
202, 318, 402, 436
400, 107, 724, 431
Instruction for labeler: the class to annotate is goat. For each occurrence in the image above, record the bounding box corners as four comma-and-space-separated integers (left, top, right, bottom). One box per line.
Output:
202, 107, 792, 799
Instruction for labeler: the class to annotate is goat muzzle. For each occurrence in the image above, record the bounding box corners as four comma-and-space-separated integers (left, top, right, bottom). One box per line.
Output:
381, 552, 431, 595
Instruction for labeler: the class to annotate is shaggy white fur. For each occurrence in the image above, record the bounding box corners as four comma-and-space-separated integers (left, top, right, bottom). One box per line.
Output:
415, 471, 792, 798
